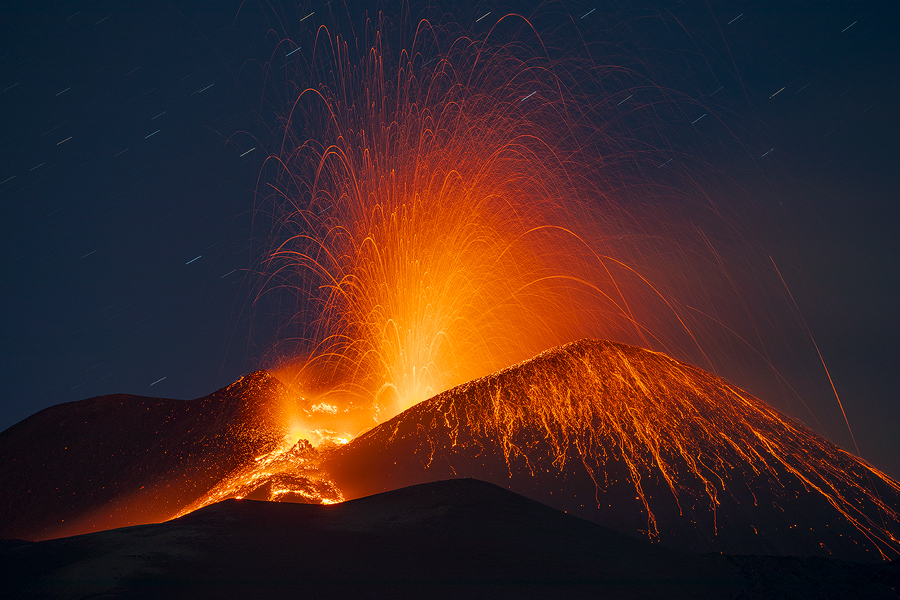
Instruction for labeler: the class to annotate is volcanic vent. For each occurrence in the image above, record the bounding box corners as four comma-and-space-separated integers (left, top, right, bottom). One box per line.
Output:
324, 339, 900, 561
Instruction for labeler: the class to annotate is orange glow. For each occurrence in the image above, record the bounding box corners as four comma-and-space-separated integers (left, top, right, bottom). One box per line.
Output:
234, 14, 900, 561
256, 17, 725, 443
169, 373, 345, 517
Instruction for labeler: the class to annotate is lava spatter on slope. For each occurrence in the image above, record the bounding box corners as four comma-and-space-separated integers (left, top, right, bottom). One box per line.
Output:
0, 371, 341, 540
323, 339, 900, 561
173, 438, 344, 518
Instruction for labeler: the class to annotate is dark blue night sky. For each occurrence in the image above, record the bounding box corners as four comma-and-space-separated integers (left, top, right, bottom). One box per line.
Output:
1, 1, 897, 475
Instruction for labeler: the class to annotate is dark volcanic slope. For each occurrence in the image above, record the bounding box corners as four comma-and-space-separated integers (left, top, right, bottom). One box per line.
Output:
4, 478, 896, 600
0, 372, 287, 540
324, 340, 900, 562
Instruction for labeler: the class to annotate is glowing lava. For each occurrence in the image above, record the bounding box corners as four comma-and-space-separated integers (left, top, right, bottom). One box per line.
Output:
173, 438, 343, 518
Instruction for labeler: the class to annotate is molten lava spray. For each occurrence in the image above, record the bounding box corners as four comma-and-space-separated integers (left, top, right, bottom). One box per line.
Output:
255, 13, 752, 443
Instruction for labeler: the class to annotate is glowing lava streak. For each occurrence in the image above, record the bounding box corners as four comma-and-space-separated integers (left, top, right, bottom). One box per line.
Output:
173, 438, 343, 518
258, 16, 718, 439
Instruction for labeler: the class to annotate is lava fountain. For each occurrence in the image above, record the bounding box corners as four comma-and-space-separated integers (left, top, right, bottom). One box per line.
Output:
2, 10, 894, 552
254, 12, 751, 443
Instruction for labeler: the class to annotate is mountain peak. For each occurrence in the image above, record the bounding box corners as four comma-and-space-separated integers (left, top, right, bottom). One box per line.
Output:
324, 339, 900, 561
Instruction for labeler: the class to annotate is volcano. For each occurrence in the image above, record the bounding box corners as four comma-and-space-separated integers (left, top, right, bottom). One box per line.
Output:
324, 339, 900, 562
2, 340, 898, 565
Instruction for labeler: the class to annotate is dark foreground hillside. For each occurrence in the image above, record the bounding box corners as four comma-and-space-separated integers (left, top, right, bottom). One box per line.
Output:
2, 479, 897, 599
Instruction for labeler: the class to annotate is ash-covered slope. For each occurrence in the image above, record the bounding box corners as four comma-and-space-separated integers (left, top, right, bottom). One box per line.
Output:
0, 372, 289, 540
324, 340, 900, 562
